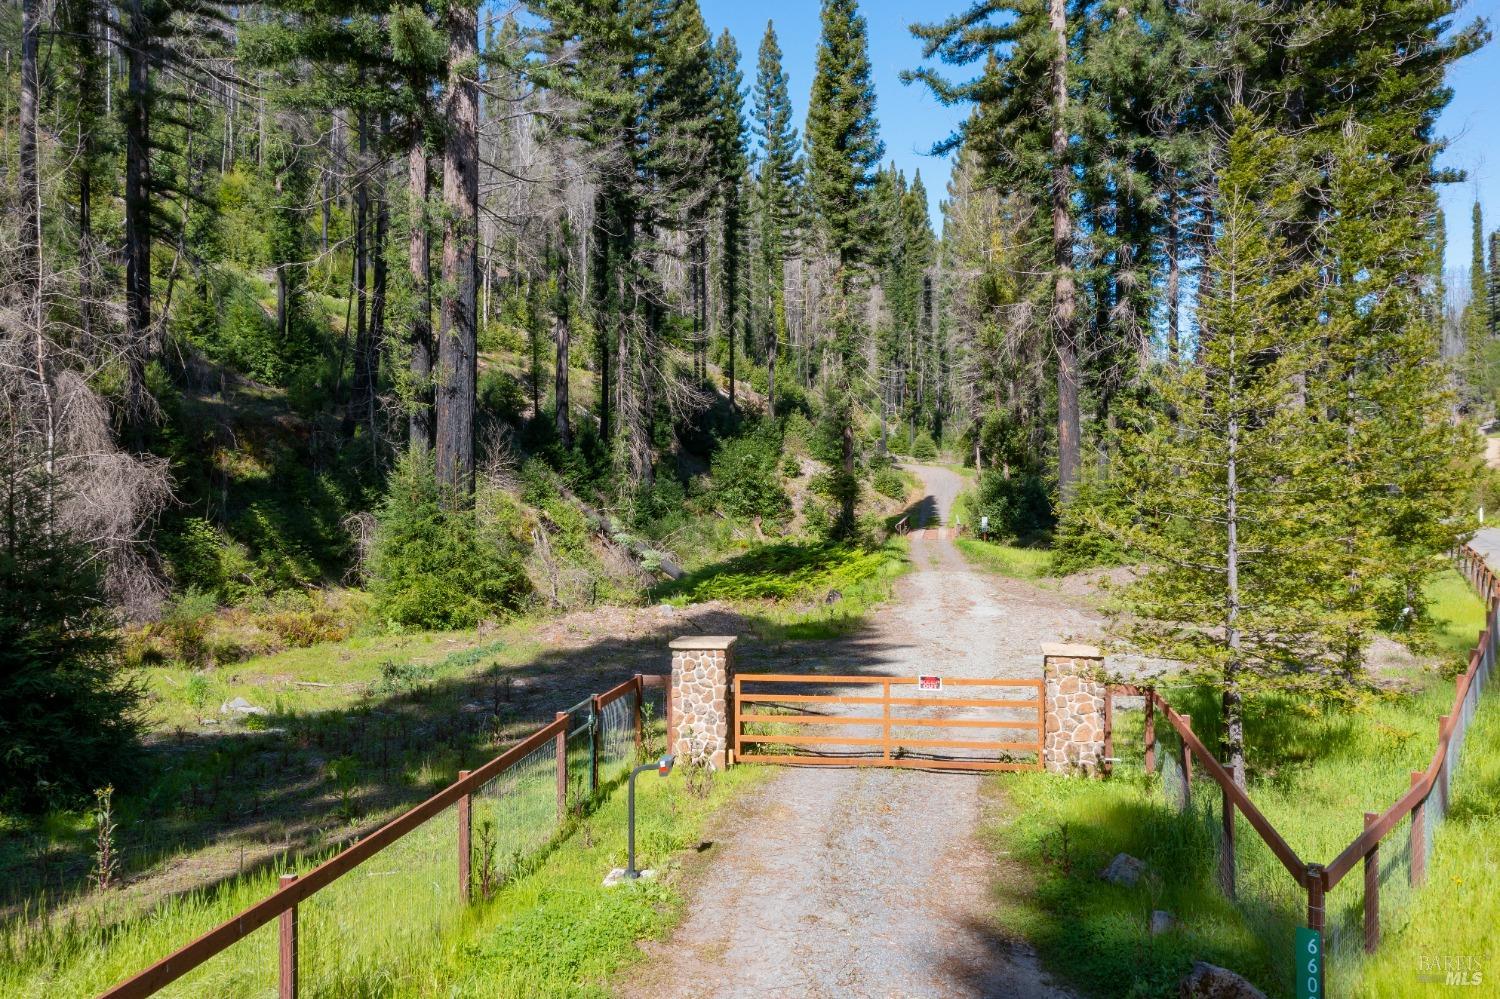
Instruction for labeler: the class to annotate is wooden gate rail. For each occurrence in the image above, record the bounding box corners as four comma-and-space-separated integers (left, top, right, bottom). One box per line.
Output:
734, 674, 1044, 771
98, 673, 665, 999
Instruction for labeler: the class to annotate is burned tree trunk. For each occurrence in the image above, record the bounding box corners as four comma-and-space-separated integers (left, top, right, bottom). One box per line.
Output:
436, 0, 479, 499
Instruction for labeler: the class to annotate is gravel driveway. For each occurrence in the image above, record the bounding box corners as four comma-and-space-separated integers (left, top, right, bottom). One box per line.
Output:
620, 468, 1099, 999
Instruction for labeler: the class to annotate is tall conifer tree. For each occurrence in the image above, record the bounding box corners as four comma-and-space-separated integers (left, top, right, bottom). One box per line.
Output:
1466, 200, 1489, 345
806, 0, 883, 537
751, 20, 803, 412
1109, 115, 1324, 790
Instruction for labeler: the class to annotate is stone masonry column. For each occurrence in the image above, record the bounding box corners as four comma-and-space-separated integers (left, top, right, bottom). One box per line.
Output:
669, 636, 737, 770
1042, 643, 1107, 774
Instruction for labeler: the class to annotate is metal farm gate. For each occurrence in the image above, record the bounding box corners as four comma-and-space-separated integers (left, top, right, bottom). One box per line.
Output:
732, 673, 1044, 771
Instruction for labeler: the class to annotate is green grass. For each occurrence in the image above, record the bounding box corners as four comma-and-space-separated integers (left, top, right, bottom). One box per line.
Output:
656, 538, 910, 641
1343, 695, 1500, 997
1422, 567, 1489, 657
986, 567, 1498, 998
0, 743, 763, 998
654, 538, 911, 641
951, 486, 974, 529
655, 539, 906, 604
955, 537, 1053, 580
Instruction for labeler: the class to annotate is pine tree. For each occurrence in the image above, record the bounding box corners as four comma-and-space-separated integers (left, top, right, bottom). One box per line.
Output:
437, 0, 481, 499
805, 0, 883, 537
0, 449, 141, 811
1108, 115, 1325, 789
1465, 200, 1489, 345
391, 2, 445, 449
1489, 230, 1500, 337
751, 20, 803, 412
909, 0, 1081, 497
806, 0, 884, 274
709, 28, 747, 406
17, 0, 39, 321
1310, 126, 1480, 665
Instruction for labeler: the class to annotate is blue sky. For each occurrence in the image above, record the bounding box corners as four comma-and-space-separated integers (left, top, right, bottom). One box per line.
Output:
700, 1, 965, 226
1435, 0, 1500, 274
702, 0, 1497, 273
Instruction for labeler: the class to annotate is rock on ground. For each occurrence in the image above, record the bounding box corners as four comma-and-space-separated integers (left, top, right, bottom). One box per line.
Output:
1179, 961, 1267, 999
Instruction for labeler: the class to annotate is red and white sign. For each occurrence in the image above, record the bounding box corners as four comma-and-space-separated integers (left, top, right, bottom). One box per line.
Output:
917, 675, 943, 691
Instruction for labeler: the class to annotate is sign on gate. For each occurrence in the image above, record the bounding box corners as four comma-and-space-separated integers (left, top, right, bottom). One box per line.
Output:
918, 675, 942, 690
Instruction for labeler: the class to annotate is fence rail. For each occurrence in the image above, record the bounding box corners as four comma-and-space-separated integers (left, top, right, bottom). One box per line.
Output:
98, 672, 668, 999
1106, 542, 1500, 982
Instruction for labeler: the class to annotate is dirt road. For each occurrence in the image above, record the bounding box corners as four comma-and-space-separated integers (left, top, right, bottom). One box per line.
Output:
621, 468, 1098, 999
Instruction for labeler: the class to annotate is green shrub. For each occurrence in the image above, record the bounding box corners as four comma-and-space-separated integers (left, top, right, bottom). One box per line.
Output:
220, 291, 284, 384
872, 467, 906, 500
155, 588, 219, 666
1052, 476, 1131, 574
808, 468, 862, 541
972, 468, 1054, 542
164, 517, 228, 595
911, 430, 938, 461
710, 423, 791, 521
370, 450, 531, 630
478, 368, 528, 425
772, 380, 813, 418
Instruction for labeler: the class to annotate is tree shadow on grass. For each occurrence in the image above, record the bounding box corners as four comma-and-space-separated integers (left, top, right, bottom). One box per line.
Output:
956, 780, 1294, 998
1154, 684, 1370, 792
0, 591, 927, 939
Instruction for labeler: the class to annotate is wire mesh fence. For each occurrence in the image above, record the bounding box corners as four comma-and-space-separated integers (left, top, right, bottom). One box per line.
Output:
97, 674, 666, 999
300, 800, 463, 993
1116, 554, 1500, 991
151, 921, 277, 998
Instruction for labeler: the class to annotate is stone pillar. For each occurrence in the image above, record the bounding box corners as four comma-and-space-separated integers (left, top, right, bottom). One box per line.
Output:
669, 636, 737, 770
1042, 643, 1107, 774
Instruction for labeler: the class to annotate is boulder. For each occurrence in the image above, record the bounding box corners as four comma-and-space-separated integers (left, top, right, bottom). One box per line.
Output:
1179, 962, 1266, 999
220, 697, 267, 717
1099, 852, 1148, 887
1150, 910, 1176, 936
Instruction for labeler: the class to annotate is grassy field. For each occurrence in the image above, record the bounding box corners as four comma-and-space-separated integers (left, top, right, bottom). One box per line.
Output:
954, 537, 1054, 580
656, 538, 910, 640
1, 522, 912, 994
0, 737, 764, 997
986, 568, 1496, 998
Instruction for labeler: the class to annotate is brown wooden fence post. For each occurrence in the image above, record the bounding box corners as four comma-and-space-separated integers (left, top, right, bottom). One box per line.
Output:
1181, 714, 1193, 782
555, 712, 568, 823
1306, 863, 1326, 997
1102, 687, 1114, 777
1409, 771, 1426, 888
1306, 864, 1325, 932
278, 874, 297, 999
1220, 787, 1236, 899
589, 695, 602, 794
1364, 811, 1380, 953
633, 674, 645, 759
1143, 694, 1155, 774
1438, 714, 1452, 814
1178, 714, 1193, 811
457, 770, 471, 902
